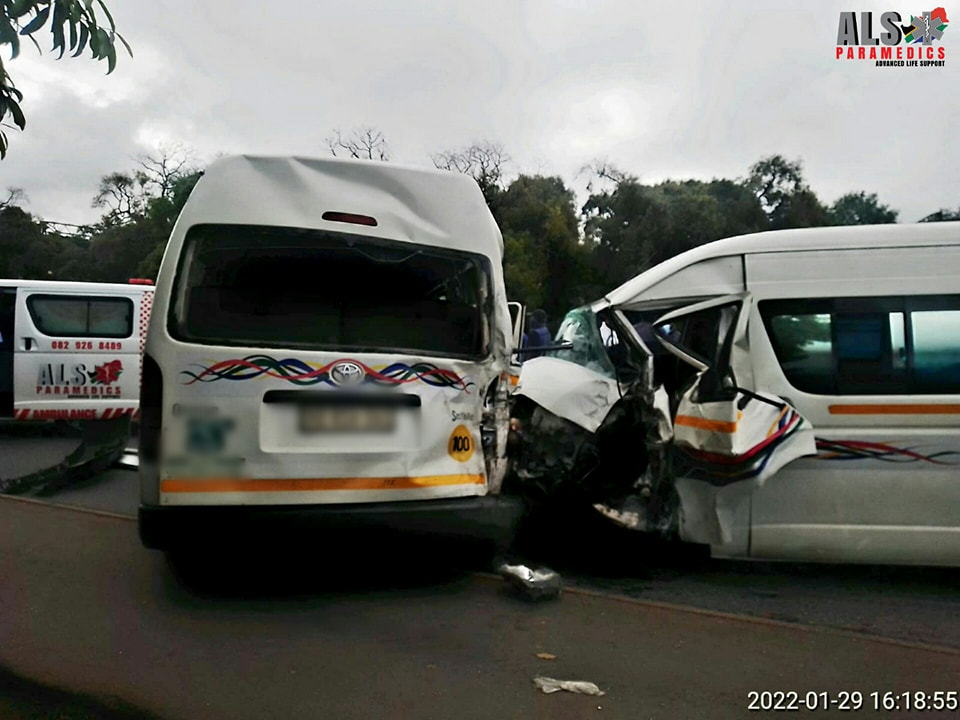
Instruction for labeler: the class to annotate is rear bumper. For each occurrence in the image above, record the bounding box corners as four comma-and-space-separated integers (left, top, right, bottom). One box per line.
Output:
139, 495, 527, 551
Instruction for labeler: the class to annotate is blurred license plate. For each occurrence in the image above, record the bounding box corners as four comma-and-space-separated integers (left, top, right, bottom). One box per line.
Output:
299, 406, 396, 433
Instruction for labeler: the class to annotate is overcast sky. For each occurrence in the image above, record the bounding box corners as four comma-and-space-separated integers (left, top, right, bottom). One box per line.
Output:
1, 0, 957, 225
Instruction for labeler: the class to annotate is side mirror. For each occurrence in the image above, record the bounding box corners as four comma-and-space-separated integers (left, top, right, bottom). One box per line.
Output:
508, 301, 525, 353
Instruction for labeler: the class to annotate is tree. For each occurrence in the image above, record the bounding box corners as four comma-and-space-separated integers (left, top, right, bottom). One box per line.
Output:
135, 169, 203, 278
67, 148, 203, 282
1, 0, 130, 158
0, 186, 26, 208
582, 170, 768, 287
497, 174, 595, 320
325, 126, 389, 161
0, 203, 78, 279
92, 171, 150, 226
431, 141, 509, 211
919, 207, 960, 222
746, 155, 829, 229
92, 145, 195, 227
828, 191, 898, 225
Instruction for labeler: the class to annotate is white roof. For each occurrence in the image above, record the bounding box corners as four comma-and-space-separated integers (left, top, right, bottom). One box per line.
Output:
0, 279, 153, 292
172, 154, 504, 260
600, 221, 960, 309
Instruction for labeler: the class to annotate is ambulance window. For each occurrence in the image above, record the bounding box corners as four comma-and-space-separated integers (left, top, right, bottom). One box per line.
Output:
27, 295, 133, 338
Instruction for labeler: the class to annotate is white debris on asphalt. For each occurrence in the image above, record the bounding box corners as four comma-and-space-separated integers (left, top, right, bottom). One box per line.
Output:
534, 677, 606, 696
497, 562, 562, 600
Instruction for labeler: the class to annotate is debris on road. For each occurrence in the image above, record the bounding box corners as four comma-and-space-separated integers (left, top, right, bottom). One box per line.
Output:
536, 652, 557, 660
116, 448, 139, 470
497, 562, 562, 600
0, 418, 130, 495
533, 677, 606, 696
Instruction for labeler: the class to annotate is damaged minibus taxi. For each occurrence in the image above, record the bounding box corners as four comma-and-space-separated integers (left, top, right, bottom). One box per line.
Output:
509, 222, 960, 566
138, 156, 524, 551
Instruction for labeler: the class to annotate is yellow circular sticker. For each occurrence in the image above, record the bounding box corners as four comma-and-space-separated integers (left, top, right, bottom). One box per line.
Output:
448, 424, 475, 462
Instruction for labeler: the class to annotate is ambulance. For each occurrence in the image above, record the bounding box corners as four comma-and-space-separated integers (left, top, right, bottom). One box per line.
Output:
0, 279, 154, 422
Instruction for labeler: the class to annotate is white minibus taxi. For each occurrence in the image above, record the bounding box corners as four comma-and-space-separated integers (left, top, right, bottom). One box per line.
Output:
513, 221, 960, 566
138, 155, 524, 551
0, 279, 154, 422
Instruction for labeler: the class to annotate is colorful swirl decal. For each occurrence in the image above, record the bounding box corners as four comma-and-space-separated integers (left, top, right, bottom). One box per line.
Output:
181, 355, 474, 392
816, 439, 960, 465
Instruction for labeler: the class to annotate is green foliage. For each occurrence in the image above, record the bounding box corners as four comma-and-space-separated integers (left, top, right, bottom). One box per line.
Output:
0, 204, 86, 279
3, 146, 935, 323
0, 150, 200, 283
919, 207, 960, 223
432, 141, 508, 212
497, 174, 595, 323
746, 155, 830, 229
583, 175, 768, 286
0, 0, 130, 158
828, 192, 898, 225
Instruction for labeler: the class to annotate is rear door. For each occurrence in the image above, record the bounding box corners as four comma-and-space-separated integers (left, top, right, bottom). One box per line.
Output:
13, 287, 143, 421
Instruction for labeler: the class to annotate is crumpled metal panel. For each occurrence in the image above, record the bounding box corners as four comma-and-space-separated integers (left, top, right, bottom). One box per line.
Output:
513, 357, 622, 434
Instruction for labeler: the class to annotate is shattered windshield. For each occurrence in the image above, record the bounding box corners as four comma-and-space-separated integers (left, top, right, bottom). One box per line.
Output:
548, 307, 617, 378
170, 224, 493, 358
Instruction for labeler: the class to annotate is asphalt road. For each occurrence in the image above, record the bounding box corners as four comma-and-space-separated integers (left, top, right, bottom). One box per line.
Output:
5, 496, 960, 720
33, 465, 960, 651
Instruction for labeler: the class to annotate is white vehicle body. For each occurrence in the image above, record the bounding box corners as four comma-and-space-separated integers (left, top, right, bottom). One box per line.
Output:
0, 279, 154, 421
514, 222, 960, 566
138, 155, 523, 549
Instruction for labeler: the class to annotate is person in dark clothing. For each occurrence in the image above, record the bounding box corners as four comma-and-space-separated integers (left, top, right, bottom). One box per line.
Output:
523, 308, 552, 359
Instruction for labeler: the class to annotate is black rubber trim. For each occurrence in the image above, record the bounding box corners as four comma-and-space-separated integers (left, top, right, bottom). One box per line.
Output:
139, 495, 526, 551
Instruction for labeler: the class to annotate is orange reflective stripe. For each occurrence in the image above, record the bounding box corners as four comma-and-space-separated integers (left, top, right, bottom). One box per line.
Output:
161, 474, 485, 493
675, 412, 742, 434
829, 404, 960, 415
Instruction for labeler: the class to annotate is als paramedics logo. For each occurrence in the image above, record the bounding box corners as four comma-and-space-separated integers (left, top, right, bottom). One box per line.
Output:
36, 359, 124, 396
836, 8, 949, 67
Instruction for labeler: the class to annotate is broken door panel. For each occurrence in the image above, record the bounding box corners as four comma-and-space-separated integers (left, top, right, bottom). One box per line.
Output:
654, 294, 750, 378
653, 293, 817, 544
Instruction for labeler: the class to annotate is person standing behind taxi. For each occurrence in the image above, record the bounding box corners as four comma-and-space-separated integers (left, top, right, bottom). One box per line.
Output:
523, 309, 551, 359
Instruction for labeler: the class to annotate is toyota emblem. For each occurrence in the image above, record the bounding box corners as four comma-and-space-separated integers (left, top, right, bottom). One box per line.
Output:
329, 361, 366, 387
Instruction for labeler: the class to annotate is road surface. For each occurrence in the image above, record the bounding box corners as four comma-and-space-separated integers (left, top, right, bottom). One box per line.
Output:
34, 464, 960, 650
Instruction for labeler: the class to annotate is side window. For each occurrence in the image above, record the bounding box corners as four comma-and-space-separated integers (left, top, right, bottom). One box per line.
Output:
760, 295, 960, 395
766, 311, 834, 394
27, 295, 133, 339
911, 308, 960, 394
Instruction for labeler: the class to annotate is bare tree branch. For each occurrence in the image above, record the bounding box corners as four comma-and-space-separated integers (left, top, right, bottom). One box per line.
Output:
0, 186, 27, 209
134, 143, 195, 199
325, 126, 390, 161
431, 141, 509, 199
91, 145, 198, 225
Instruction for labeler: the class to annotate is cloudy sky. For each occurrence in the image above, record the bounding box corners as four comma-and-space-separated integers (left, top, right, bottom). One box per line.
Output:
2, 0, 957, 225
